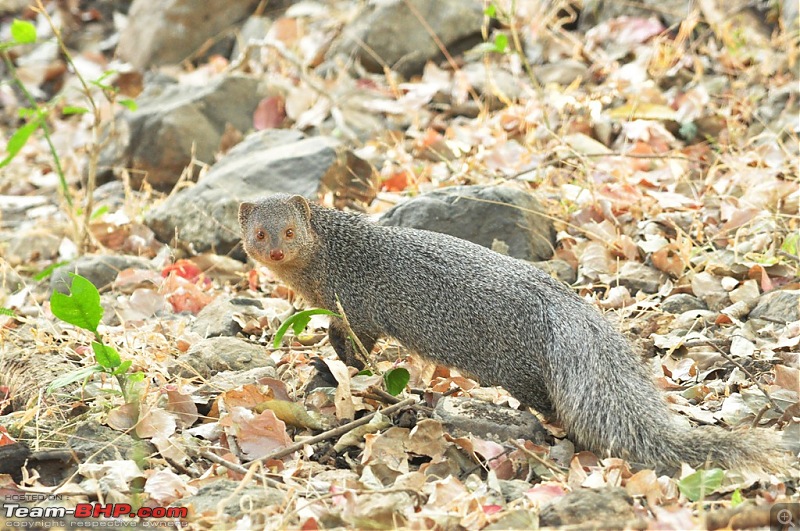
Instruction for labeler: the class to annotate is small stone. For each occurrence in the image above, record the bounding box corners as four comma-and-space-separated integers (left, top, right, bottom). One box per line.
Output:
170, 336, 273, 379
3, 228, 62, 266
532, 259, 577, 285
540, 488, 634, 527
533, 60, 589, 86
749, 290, 800, 324
613, 262, 668, 294
175, 479, 284, 517
661, 294, 708, 314
51, 255, 154, 294
690, 271, 730, 310
433, 396, 547, 443
192, 297, 261, 338
68, 421, 155, 462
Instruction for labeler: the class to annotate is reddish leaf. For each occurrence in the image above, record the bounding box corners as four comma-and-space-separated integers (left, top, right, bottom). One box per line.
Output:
253, 96, 286, 130
161, 259, 203, 282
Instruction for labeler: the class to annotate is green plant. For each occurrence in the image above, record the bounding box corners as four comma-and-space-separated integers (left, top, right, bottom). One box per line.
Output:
677, 468, 725, 501
273, 309, 410, 396
49, 273, 143, 400
0, 9, 137, 254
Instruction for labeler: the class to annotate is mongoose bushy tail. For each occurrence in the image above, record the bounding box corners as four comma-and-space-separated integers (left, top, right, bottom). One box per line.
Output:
239, 194, 784, 471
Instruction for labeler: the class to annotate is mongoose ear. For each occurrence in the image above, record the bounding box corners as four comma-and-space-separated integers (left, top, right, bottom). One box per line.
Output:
238, 202, 256, 227
289, 195, 312, 221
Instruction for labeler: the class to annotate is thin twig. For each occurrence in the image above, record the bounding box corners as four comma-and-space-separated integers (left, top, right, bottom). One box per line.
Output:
243, 397, 417, 465
699, 340, 784, 415
511, 440, 567, 480
200, 449, 284, 489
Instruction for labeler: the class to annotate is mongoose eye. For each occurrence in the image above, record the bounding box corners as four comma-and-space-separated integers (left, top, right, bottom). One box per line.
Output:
256, 230, 266, 241
285, 228, 294, 239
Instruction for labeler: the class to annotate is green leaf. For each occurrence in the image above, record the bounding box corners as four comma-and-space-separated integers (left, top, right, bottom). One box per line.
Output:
90, 79, 113, 91
62, 106, 89, 116
90, 205, 109, 220
33, 260, 70, 281
11, 19, 36, 44
678, 469, 725, 501
484, 4, 497, 17
50, 274, 103, 332
118, 99, 138, 111
113, 360, 132, 375
92, 341, 121, 369
0, 118, 41, 168
781, 232, 799, 256
493, 33, 509, 53
0, 307, 14, 316
127, 371, 145, 383
731, 489, 743, 507
383, 368, 410, 396
356, 369, 374, 376
47, 364, 104, 393
273, 308, 339, 348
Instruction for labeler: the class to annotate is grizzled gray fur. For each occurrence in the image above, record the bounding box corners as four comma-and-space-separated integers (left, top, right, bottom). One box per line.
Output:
239, 194, 783, 470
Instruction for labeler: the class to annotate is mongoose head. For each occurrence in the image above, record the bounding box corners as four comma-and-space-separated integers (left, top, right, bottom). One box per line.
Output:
239, 194, 315, 266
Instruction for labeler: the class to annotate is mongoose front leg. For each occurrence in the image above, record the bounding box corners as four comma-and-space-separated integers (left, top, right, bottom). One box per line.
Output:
328, 318, 376, 370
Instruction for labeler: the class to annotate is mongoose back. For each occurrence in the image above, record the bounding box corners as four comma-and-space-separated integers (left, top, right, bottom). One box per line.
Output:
239, 193, 784, 470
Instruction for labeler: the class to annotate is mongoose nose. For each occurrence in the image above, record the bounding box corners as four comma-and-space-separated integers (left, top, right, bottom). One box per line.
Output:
269, 249, 285, 261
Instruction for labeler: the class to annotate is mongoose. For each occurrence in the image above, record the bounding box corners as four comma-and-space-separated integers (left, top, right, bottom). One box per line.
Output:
239, 193, 784, 471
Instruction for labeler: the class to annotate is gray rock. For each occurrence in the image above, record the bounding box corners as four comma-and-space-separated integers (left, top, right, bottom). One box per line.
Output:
579, 0, 693, 29
3, 227, 61, 266
232, 15, 273, 59
498, 479, 535, 503
784, 0, 799, 33
540, 488, 634, 527
197, 366, 279, 397
749, 290, 800, 324
433, 396, 547, 443
176, 479, 284, 517
68, 421, 155, 463
191, 296, 264, 338
532, 259, 576, 285
97, 75, 263, 190
0, 262, 24, 295
613, 262, 668, 294
117, 0, 260, 69
661, 293, 708, 314
144, 134, 375, 256
533, 60, 589, 86
379, 185, 554, 262
51, 254, 154, 294
461, 63, 524, 102
170, 336, 273, 379
328, 0, 484, 78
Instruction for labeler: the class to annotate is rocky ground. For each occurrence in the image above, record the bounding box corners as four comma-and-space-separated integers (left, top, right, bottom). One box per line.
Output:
0, 0, 798, 528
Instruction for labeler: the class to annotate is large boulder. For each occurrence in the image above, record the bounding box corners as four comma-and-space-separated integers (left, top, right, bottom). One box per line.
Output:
117, 0, 260, 69
379, 185, 555, 262
144, 131, 376, 257
97, 75, 263, 191
327, 0, 484, 78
